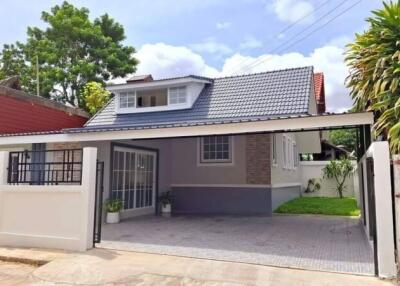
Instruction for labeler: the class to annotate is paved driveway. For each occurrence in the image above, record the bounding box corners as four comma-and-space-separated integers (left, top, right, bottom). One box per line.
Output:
98, 215, 374, 275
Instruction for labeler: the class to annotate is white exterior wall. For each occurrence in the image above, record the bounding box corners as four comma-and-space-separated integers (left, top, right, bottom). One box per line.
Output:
270, 133, 302, 209
366, 142, 396, 278
357, 142, 396, 278
300, 161, 355, 197
0, 148, 97, 251
271, 133, 302, 186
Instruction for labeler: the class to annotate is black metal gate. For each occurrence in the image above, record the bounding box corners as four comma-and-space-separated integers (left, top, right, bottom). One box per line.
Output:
93, 161, 104, 245
366, 157, 378, 276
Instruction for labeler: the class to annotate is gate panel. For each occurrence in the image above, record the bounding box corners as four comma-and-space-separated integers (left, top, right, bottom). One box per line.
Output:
93, 161, 104, 245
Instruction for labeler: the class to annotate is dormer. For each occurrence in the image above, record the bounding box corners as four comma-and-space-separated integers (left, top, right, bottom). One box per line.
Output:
108, 75, 212, 114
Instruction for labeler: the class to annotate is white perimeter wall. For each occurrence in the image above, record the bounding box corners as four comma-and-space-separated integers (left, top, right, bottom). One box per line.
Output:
0, 148, 97, 251
300, 161, 355, 198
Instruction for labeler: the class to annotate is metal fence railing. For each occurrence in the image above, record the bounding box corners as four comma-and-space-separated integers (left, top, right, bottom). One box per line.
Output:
7, 149, 83, 185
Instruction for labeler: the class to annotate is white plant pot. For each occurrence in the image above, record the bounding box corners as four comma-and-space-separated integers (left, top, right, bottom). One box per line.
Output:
162, 204, 171, 215
106, 212, 120, 224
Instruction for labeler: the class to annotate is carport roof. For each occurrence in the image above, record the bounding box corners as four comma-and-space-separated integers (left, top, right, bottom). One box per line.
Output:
0, 112, 374, 145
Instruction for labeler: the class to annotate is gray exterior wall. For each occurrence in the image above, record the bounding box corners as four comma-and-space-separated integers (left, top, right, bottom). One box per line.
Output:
79, 131, 315, 215
172, 186, 272, 215
169, 135, 248, 185
81, 138, 173, 200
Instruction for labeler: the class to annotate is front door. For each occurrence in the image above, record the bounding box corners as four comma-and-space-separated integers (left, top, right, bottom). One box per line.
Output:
111, 146, 157, 214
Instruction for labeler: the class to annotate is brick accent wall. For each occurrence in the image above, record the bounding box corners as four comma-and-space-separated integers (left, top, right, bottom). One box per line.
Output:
246, 134, 271, 185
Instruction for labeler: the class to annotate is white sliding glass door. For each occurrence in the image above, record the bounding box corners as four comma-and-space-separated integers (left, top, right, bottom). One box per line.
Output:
111, 146, 156, 211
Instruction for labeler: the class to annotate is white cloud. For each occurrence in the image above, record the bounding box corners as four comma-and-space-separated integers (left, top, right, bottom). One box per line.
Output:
272, 0, 314, 23
134, 43, 219, 78
239, 36, 263, 50
190, 37, 233, 58
326, 35, 352, 48
121, 42, 352, 112
216, 21, 231, 30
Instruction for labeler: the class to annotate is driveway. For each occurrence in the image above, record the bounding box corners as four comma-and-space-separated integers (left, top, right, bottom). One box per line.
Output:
98, 214, 374, 275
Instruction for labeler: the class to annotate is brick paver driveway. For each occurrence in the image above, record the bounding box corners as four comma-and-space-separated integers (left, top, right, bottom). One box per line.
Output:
98, 214, 374, 275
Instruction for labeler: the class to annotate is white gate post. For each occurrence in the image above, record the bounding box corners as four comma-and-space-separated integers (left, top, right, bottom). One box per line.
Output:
80, 147, 97, 251
0, 151, 9, 184
370, 142, 396, 278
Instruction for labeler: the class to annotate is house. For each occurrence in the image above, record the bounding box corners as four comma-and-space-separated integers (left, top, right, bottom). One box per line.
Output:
2, 67, 326, 215
0, 76, 89, 155
0, 67, 395, 278
314, 72, 325, 114
0, 76, 88, 135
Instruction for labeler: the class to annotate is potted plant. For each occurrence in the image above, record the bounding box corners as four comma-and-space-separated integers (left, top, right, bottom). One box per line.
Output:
105, 198, 123, 223
304, 178, 321, 193
158, 191, 172, 215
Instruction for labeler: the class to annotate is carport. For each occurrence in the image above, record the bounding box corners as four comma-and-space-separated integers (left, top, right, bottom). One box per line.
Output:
0, 111, 395, 278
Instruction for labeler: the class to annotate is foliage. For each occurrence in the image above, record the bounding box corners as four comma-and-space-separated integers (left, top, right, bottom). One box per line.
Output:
322, 158, 354, 198
345, 1, 400, 153
304, 178, 321, 193
275, 197, 360, 216
82, 82, 111, 115
301, 154, 313, 161
329, 129, 357, 153
0, 1, 137, 109
158, 191, 172, 207
105, 198, 123, 213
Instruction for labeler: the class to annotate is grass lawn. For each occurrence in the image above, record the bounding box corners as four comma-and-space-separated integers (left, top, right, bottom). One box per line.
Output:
274, 197, 360, 216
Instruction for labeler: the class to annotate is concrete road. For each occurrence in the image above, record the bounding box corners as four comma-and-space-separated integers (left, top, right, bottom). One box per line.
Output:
0, 261, 36, 285
27, 249, 394, 286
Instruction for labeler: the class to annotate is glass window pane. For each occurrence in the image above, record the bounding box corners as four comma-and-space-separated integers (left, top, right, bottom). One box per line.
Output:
201, 136, 232, 163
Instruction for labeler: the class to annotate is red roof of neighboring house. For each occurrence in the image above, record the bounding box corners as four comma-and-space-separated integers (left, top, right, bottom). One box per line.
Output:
126, 74, 153, 83
314, 73, 326, 114
0, 77, 89, 135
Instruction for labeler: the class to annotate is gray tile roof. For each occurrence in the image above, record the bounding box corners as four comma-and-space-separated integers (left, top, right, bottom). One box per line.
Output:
81, 66, 314, 132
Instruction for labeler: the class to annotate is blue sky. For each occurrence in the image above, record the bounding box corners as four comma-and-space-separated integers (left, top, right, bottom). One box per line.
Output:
0, 0, 383, 111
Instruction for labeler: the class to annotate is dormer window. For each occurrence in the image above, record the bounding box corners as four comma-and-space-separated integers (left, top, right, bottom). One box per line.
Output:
169, 87, 187, 104
136, 89, 168, 108
119, 92, 135, 108
111, 77, 209, 114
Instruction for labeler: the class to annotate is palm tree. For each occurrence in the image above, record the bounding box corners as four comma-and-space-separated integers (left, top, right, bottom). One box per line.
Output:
345, 1, 400, 152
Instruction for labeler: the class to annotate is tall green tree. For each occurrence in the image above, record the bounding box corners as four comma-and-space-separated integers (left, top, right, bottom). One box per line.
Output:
329, 129, 357, 153
0, 1, 137, 109
345, 1, 400, 152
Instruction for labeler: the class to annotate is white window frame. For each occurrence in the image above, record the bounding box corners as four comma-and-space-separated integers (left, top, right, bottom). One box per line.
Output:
282, 135, 287, 169
272, 134, 277, 166
119, 92, 136, 109
198, 135, 233, 165
287, 137, 292, 170
116, 86, 189, 114
168, 86, 187, 105
112, 146, 157, 211
293, 142, 299, 168
282, 135, 297, 170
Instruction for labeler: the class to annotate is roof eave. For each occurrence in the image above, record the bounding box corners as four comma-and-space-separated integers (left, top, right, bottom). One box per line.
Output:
107, 77, 212, 92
